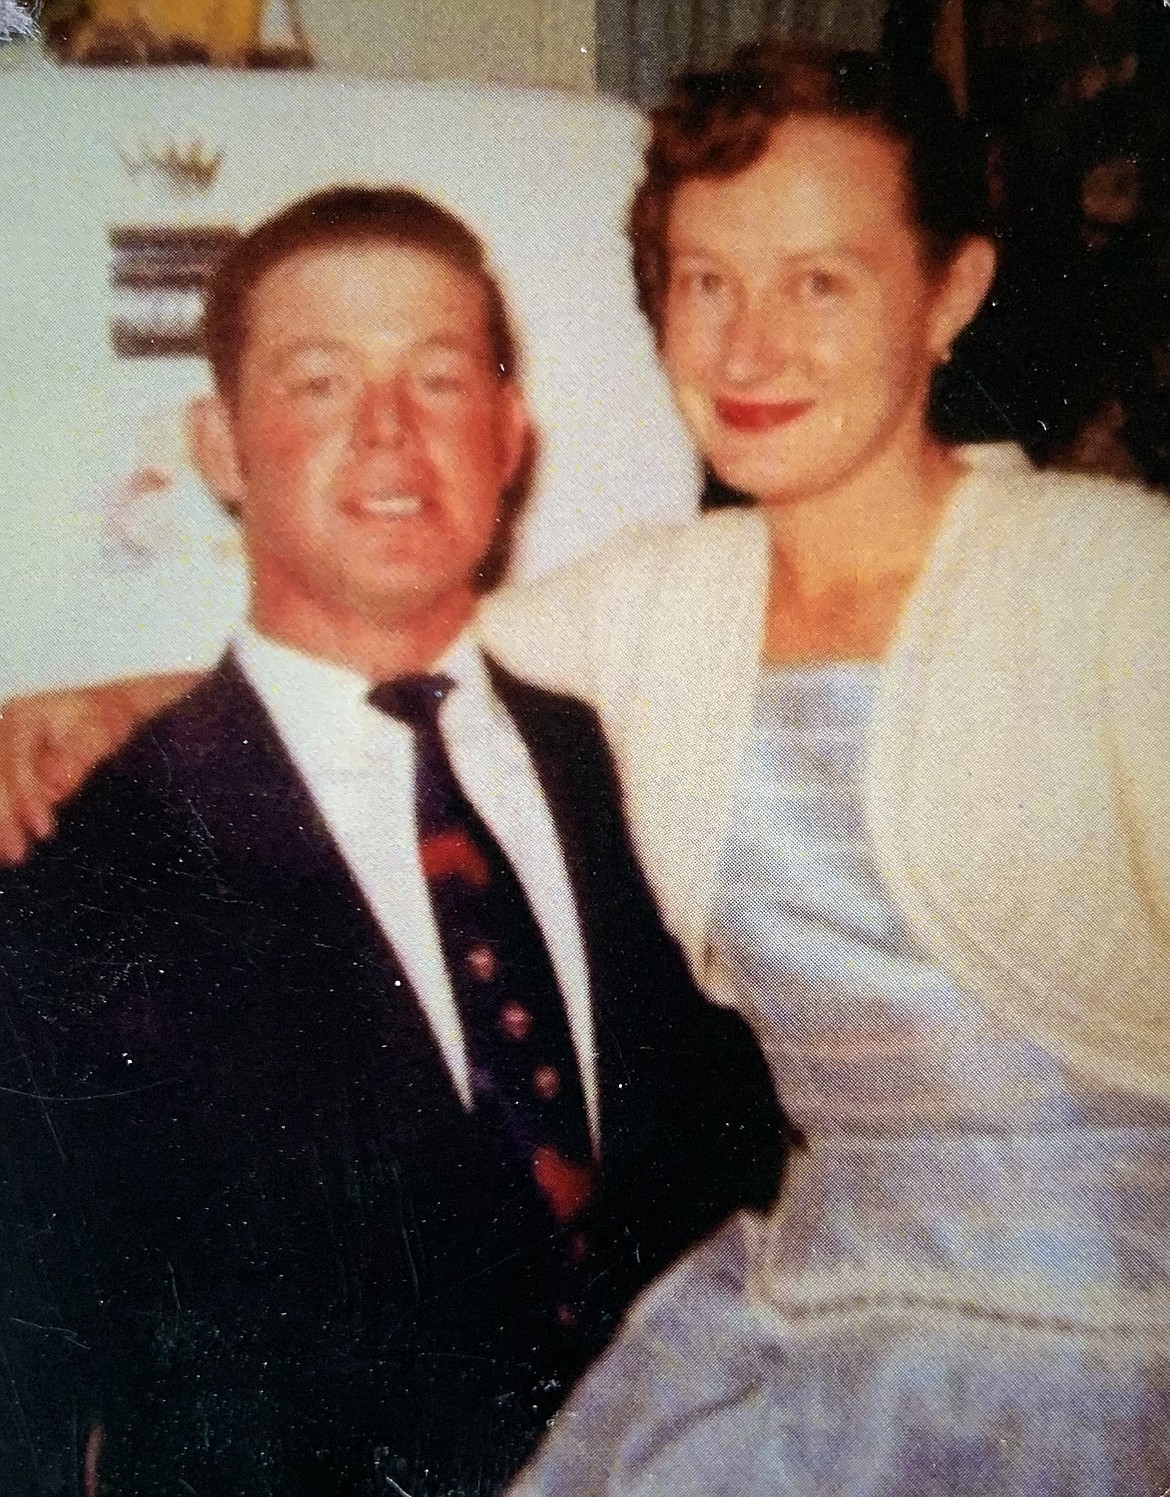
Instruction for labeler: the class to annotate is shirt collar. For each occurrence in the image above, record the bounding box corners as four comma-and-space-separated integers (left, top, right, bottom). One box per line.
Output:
233, 621, 491, 754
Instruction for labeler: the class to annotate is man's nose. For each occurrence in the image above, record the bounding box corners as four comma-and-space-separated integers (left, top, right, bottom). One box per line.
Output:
352, 376, 412, 448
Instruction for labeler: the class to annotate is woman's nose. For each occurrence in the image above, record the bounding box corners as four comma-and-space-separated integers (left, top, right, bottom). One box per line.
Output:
720, 296, 785, 385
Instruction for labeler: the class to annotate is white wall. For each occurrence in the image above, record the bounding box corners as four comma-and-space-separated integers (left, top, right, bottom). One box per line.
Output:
0, 69, 697, 693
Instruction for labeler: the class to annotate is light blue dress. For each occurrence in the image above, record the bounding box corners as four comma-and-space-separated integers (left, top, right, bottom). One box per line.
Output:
511, 663, 1170, 1497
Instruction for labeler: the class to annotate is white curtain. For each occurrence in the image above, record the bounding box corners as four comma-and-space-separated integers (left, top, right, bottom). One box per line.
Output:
597, 0, 889, 105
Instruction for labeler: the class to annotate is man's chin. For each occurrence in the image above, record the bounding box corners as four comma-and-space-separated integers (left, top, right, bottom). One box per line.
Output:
344, 570, 481, 628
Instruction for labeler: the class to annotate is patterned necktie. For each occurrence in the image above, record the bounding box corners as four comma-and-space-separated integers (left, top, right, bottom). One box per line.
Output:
368, 674, 597, 1295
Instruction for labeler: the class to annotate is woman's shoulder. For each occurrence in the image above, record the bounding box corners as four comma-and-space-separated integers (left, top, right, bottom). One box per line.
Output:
478, 508, 767, 700
483, 508, 765, 630
547, 506, 766, 583
955, 444, 1170, 567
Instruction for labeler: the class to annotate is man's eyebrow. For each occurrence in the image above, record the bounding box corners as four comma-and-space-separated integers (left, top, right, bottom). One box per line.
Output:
264, 339, 353, 368
414, 334, 485, 358
263, 335, 485, 367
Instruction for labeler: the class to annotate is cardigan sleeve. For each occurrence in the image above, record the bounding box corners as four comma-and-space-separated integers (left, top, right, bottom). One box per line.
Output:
479, 523, 701, 721
1105, 512, 1170, 937
478, 531, 654, 709
855, 457, 1170, 1101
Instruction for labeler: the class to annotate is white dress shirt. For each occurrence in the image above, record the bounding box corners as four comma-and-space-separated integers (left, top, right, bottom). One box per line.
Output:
235, 625, 599, 1146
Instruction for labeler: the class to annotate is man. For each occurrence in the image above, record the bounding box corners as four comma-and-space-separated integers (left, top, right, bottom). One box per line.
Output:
0, 188, 783, 1496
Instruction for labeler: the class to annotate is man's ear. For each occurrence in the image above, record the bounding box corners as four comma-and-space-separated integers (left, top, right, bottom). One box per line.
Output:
928, 236, 998, 364
497, 381, 534, 494
187, 394, 246, 517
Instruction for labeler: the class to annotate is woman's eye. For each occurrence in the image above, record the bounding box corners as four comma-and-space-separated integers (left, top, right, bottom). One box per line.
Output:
688, 270, 725, 298
802, 269, 844, 300
671, 265, 725, 300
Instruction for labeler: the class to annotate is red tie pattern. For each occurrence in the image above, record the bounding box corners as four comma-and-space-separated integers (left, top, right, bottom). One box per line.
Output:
369, 674, 597, 1325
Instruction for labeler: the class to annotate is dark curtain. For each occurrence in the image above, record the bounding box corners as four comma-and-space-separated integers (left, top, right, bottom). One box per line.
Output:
596, 0, 887, 107
919, 0, 1170, 489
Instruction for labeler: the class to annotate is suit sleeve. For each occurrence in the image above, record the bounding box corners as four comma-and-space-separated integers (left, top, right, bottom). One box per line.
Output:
0, 862, 100, 1497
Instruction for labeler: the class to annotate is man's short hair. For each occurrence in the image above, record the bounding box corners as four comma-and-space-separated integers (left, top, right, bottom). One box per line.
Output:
203, 185, 520, 404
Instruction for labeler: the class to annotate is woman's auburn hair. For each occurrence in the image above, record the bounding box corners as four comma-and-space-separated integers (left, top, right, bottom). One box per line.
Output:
629, 37, 992, 338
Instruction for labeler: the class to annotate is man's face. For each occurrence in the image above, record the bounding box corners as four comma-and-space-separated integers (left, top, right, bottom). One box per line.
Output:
201, 240, 528, 644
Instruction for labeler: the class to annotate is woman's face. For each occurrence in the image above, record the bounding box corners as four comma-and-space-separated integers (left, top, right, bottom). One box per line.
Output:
661, 115, 985, 511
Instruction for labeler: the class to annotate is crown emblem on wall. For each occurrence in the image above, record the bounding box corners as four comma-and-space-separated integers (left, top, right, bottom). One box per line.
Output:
117, 137, 224, 193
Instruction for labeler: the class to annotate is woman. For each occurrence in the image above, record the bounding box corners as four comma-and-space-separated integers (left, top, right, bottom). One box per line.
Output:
489, 39, 1170, 1495
2, 39, 1169, 1494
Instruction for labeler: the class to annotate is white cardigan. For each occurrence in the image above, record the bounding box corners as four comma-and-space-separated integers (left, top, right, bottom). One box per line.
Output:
481, 445, 1170, 1101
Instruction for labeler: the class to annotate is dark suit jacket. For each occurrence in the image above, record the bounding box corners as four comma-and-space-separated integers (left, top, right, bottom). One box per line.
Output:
0, 656, 783, 1497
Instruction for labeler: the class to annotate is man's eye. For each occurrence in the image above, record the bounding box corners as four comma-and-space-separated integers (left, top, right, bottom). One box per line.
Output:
290, 374, 343, 398
417, 366, 478, 397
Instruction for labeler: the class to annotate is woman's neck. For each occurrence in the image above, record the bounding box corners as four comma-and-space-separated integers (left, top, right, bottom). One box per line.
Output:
761, 438, 965, 664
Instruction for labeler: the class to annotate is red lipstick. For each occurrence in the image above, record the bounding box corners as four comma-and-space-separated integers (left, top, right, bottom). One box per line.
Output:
715, 398, 812, 432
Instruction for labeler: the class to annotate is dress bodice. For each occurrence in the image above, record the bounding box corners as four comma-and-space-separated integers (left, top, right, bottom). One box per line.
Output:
711, 662, 1165, 1140
710, 663, 1170, 1321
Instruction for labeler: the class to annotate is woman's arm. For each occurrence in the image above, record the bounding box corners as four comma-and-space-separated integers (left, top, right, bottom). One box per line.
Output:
0, 673, 202, 863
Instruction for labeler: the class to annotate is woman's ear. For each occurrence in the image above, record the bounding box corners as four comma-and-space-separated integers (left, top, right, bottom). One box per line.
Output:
187, 394, 245, 517
929, 236, 998, 363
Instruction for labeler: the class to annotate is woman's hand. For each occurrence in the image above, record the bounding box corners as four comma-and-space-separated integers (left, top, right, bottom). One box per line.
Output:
0, 673, 201, 864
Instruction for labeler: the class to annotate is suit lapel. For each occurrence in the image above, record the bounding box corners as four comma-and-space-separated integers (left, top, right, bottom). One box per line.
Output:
180, 656, 593, 928
156, 653, 353, 880
485, 657, 700, 1151
483, 659, 627, 1087
156, 655, 470, 1119
170, 655, 636, 1135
